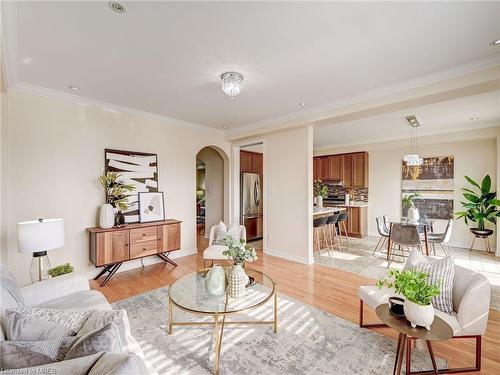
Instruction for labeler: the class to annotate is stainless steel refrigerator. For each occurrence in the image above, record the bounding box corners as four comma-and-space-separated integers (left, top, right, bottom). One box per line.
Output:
240, 173, 263, 240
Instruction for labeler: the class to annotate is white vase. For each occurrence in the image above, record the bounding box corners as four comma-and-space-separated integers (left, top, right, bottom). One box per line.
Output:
407, 206, 420, 224
316, 196, 323, 208
99, 203, 115, 229
227, 264, 248, 298
205, 265, 226, 296
404, 299, 434, 331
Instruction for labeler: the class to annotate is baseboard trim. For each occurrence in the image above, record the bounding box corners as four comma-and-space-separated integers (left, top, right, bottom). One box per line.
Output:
86, 248, 197, 279
264, 248, 313, 265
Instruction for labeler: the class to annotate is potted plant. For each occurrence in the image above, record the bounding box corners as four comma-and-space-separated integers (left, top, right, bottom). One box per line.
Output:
402, 193, 422, 223
377, 269, 441, 330
98, 171, 135, 229
455, 175, 500, 239
48, 263, 74, 278
223, 237, 258, 298
313, 179, 328, 207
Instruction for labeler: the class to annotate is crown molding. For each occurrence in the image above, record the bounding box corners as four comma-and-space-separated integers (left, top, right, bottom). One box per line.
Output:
9, 83, 224, 134
227, 56, 500, 140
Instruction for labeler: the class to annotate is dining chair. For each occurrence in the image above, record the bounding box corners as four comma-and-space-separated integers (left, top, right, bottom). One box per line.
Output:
387, 223, 422, 267
373, 217, 389, 255
427, 219, 453, 257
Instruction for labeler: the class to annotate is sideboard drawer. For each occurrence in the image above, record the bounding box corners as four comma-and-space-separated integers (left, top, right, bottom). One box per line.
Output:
130, 226, 157, 243
130, 240, 158, 259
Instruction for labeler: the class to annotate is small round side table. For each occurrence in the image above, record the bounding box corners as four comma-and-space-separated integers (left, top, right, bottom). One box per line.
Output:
376, 304, 453, 375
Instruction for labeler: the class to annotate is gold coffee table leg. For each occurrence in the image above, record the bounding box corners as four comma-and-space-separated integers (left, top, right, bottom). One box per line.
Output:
214, 312, 226, 375
274, 284, 278, 333
168, 297, 173, 335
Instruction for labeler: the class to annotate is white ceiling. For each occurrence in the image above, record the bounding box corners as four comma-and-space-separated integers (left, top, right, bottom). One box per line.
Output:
3, 1, 500, 130
313, 90, 500, 148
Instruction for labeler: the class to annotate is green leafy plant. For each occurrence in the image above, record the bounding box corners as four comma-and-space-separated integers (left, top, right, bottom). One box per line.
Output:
99, 171, 135, 211
48, 263, 74, 278
455, 175, 500, 230
222, 237, 258, 266
376, 269, 440, 306
313, 179, 329, 199
401, 193, 422, 209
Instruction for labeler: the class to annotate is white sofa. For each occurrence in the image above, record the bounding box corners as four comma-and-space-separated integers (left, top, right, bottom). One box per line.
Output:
358, 262, 490, 373
0, 265, 153, 374
202, 223, 246, 267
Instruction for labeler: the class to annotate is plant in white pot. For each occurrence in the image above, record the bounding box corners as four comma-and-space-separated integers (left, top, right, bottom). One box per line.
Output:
98, 172, 135, 229
377, 269, 441, 330
223, 237, 258, 298
402, 193, 422, 223
313, 179, 328, 208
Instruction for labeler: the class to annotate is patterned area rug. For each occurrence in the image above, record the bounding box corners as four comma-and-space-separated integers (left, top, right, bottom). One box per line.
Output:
113, 286, 446, 374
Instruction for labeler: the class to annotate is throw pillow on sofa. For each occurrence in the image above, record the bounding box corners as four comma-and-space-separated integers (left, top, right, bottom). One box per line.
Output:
5, 307, 91, 341
404, 250, 455, 314
64, 322, 123, 360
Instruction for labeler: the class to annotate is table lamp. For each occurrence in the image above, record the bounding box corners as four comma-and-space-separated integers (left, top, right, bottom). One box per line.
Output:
17, 218, 65, 282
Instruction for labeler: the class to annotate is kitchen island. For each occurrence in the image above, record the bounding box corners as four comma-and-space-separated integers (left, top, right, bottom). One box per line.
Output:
313, 206, 346, 218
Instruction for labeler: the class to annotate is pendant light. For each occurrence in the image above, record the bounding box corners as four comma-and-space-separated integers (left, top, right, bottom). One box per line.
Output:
403, 115, 423, 166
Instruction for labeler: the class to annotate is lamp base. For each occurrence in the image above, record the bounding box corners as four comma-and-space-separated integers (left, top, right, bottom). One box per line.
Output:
30, 252, 51, 283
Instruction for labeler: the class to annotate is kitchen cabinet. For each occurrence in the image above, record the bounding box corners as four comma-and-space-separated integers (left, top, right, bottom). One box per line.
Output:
313, 152, 368, 187
240, 150, 263, 174
344, 206, 367, 238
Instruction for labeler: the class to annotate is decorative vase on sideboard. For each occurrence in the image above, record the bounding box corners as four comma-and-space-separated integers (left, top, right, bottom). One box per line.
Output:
205, 265, 226, 296
228, 264, 248, 298
99, 203, 115, 229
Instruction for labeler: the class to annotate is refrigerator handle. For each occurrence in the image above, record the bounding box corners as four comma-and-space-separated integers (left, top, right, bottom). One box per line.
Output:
255, 179, 261, 207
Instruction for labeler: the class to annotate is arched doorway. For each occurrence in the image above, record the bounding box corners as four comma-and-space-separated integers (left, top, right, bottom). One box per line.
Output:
196, 146, 229, 251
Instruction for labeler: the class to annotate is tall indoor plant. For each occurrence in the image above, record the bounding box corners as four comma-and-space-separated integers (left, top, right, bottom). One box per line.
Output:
377, 269, 440, 330
455, 175, 500, 237
98, 171, 135, 228
313, 179, 328, 207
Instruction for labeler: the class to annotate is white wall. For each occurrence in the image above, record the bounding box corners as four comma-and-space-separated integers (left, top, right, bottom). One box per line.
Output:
2, 89, 229, 285
264, 126, 314, 264
316, 128, 499, 251
197, 147, 224, 235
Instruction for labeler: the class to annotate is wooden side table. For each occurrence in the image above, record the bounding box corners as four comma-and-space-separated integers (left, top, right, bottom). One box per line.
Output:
376, 304, 453, 375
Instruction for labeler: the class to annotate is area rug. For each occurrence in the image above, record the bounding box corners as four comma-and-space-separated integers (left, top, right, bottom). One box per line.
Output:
113, 286, 446, 374
316, 236, 500, 311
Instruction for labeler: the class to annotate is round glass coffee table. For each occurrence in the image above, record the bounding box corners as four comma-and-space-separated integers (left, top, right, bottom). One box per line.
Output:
168, 268, 278, 375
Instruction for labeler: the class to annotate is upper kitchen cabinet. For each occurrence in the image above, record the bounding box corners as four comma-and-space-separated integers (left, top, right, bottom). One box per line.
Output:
240, 150, 263, 174
313, 152, 368, 187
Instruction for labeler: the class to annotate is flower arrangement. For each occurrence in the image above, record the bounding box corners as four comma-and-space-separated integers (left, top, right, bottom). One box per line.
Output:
313, 179, 329, 199
222, 237, 258, 266
376, 269, 440, 306
98, 171, 135, 211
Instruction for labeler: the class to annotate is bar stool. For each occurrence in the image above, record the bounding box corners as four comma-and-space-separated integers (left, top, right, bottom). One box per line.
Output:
326, 214, 342, 252
337, 212, 350, 248
313, 216, 329, 262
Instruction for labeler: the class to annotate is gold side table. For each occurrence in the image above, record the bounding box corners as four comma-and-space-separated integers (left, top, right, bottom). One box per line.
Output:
168, 268, 278, 375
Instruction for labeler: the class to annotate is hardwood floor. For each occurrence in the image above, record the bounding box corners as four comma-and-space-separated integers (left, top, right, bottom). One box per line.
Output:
90, 236, 500, 374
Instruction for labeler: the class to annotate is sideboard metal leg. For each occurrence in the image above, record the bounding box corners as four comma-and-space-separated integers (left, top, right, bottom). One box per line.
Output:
100, 262, 122, 287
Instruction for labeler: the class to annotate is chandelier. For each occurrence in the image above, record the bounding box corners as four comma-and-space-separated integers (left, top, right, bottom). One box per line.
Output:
221, 72, 244, 98
403, 115, 423, 166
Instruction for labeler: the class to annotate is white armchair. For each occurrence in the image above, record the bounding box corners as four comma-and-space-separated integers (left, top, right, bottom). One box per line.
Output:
203, 224, 246, 267
358, 263, 490, 373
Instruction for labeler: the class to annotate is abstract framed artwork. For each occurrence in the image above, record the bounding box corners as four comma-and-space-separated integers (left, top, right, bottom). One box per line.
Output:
105, 149, 158, 223
401, 156, 454, 220
138, 192, 165, 223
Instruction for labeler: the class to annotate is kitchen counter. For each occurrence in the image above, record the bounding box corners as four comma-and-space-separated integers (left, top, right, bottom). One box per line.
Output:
313, 206, 346, 217
336, 202, 369, 208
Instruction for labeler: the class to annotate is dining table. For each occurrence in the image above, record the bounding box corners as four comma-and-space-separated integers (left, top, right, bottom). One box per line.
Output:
386, 218, 435, 261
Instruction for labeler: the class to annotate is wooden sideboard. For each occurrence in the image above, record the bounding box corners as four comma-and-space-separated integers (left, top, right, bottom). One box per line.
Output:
88, 219, 181, 286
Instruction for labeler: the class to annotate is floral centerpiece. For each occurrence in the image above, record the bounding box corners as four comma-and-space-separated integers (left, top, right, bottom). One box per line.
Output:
377, 269, 441, 330
222, 237, 258, 298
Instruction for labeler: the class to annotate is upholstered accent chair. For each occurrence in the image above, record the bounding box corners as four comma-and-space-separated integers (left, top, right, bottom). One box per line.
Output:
358, 262, 490, 373
202, 223, 246, 267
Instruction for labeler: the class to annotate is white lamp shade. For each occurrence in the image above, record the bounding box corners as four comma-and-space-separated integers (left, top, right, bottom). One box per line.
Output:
17, 218, 65, 254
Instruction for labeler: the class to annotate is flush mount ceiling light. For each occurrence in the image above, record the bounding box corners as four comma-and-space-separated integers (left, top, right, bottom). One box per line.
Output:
490, 39, 500, 46
470, 117, 480, 121
299, 102, 305, 107
403, 115, 423, 166
108, 1, 126, 14
221, 72, 244, 98
223, 125, 229, 129
68, 85, 79, 91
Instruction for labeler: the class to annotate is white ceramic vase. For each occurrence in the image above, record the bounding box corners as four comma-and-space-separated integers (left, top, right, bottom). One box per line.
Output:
99, 203, 115, 229
227, 264, 248, 298
407, 206, 420, 224
315, 196, 323, 207
205, 265, 226, 296
404, 299, 434, 331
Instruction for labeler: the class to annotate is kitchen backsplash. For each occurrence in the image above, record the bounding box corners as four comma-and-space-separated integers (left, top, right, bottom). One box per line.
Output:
326, 185, 368, 203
